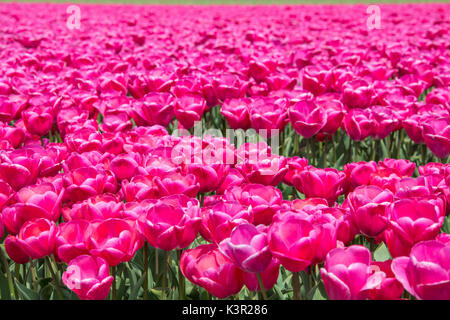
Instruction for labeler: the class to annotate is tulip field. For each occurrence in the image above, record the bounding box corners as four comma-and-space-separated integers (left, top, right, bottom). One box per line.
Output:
0, 2, 449, 301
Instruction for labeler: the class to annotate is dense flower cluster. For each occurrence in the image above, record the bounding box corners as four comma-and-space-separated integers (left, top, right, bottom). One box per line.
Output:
0, 3, 449, 300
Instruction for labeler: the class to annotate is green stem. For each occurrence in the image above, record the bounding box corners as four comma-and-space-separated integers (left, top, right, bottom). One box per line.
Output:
162, 251, 168, 300
292, 272, 301, 300
143, 243, 149, 300
155, 247, 159, 280
111, 266, 116, 300
257, 273, 268, 300
177, 249, 185, 300
46, 257, 64, 300
30, 260, 38, 291
421, 144, 427, 164
322, 139, 327, 168
0, 247, 16, 300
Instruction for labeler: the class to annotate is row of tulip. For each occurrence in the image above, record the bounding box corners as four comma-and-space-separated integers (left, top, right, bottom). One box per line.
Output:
0, 3, 449, 300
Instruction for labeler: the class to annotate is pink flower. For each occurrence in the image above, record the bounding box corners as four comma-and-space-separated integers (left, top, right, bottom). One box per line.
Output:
242, 257, 280, 292
62, 194, 123, 222
2, 182, 64, 235
320, 245, 385, 300
22, 106, 54, 136
249, 97, 289, 136
221, 98, 252, 130
346, 185, 394, 237
87, 218, 143, 266
365, 260, 404, 300
268, 211, 319, 272
293, 167, 346, 205
422, 117, 450, 158
225, 184, 282, 226
5, 218, 56, 261
343, 161, 378, 191
55, 220, 91, 263
200, 201, 253, 243
131, 92, 175, 127
343, 109, 373, 141
180, 244, 243, 299
392, 240, 450, 300
63, 167, 117, 203
154, 171, 200, 198
385, 197, 445, 257
109, 153, 144, 181
62, 255, 113, 300
174, 94, 206, 129
289, 99, 327, 138
137, 195, 201, 251
378, 158, 416, 177
0, 149, 41, 191
219, 223, 272, 273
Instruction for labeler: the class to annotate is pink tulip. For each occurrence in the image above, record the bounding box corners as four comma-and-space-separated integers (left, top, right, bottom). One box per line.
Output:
62, 255, 113, 300
385, 197, 445, 257
63, 167, 117, 203
87, 218, 143, 266
62, 194, 123, 222
2, 182, 64, 235
221, 98, 252, 130
242, 257, 280, 292
174, 94, 206, 129
131, 92, 175, 127
293, 167, 346, 205
378, 158, 416, 177
346, 185, 394, 237
320, 245, 385, 300
200, 201, 253, 243
268, 211, 319, 272
422, 117, 450, 158
343, 161, 378, 191
392, 240, 450, 300
216, 168, 245, 195
343, 109, 373, 141
249, 97, 289, 136
0, 149, 41, 191
219, 223, 272, 273
55, 220, 91, 263
180, 244, 243, 299
5, 218, 56, 261
137, 195, 201, 251
365, 260, 404, 300
289, 99, 327, 138
225, 184, 282, 226
22, 106, 54, 136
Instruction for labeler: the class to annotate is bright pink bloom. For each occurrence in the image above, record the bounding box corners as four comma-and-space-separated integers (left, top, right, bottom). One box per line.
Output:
221, 98, 252, 130
55, 220, 91, 263
2, 182, 64, 235
62, 255, 113, 300
219, 224, 272, 273
200, 201, 253, 243
137, 195, 201, 251
289, 99, 327, 138
385, 197, 445, 257
422, 117, 450, 158
293, 167, 346, 205
346, 185, 394, 237
180, 244, 243, 299
392, 240, 450, 300
320, 245, 385, 300
87, 218, 143, 266
62, 194, 123, 222
5, 218, 56, 261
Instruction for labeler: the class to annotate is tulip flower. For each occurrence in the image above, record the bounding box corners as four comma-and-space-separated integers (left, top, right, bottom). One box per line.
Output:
55, 220, 91, 263
392, 240, 450, 300
320, 245, 385, 300
180, 244, 244, 299
219, 223, 272, 273
137, 195, 201, 251
346, 185, 394, 237
385, 197, 445, 257
289, 99, 327, 138
87, 218, 144, 266
62, 255, 114, 300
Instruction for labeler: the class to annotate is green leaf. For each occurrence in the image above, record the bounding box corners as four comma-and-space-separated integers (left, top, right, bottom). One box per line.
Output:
129, 272, 145, 300
16, 282, 40, 300
374, 242, 392, 261
0, 272, 11, 300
